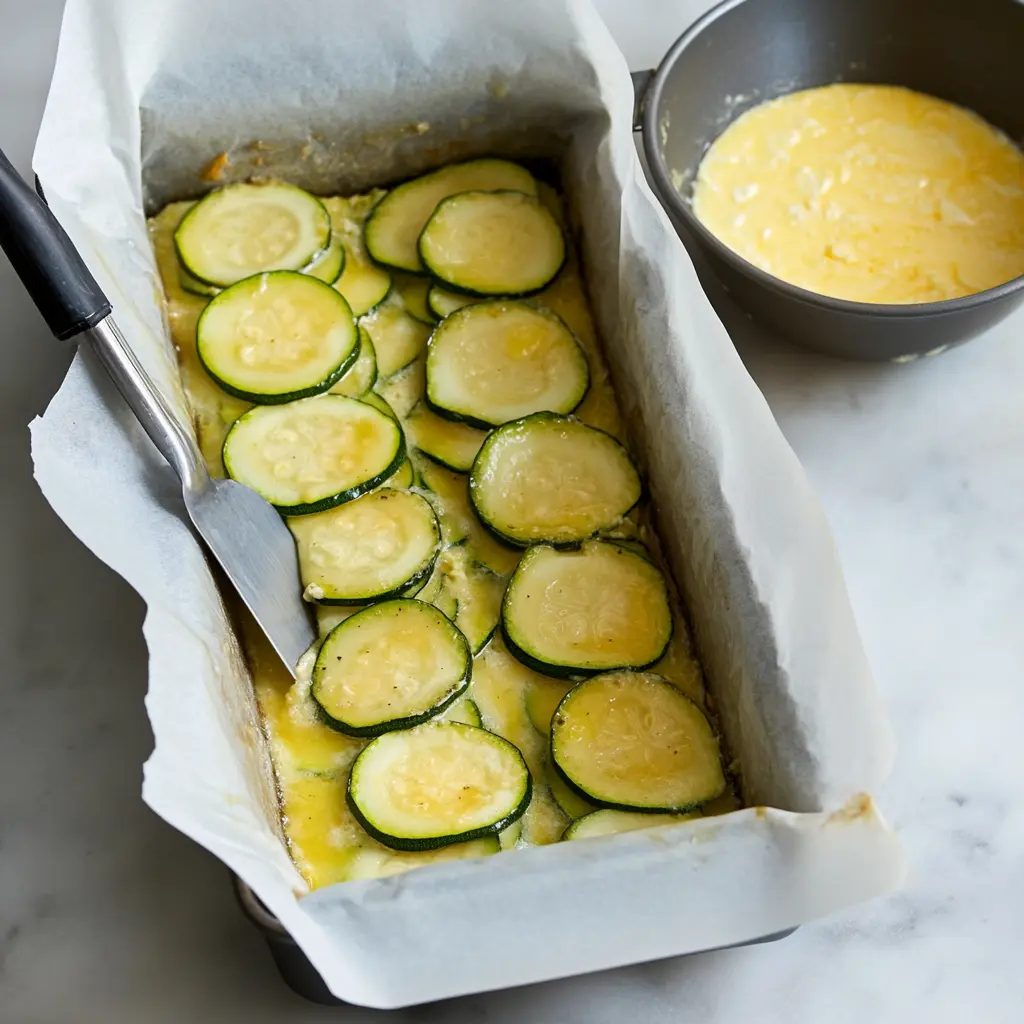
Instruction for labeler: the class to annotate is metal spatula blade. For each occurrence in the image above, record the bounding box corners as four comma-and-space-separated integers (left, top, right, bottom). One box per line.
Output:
0, 146, 315, 675
185, 479, 316, 671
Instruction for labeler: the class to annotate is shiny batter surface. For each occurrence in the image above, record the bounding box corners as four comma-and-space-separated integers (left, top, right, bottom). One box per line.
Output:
692, 84, 1024, 304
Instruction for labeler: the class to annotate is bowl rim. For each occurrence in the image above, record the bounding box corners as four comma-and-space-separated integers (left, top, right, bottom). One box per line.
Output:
640, 0, 1024, 320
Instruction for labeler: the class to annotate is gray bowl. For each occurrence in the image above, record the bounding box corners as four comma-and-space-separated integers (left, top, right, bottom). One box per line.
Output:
637, 0, 1024, 361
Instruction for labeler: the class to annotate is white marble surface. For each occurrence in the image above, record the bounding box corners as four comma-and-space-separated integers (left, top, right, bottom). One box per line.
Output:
2, 1, 1023, 1020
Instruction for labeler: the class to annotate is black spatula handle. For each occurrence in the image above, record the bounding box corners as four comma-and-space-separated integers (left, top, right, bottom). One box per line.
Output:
0, 146, 111, 339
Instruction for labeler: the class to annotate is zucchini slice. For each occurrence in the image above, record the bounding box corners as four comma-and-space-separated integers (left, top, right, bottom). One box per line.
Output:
223, 395, 404, 515
502, 540, 672, 677
435, 547, 507, 654
360, 303, 431, 379
336, 257, 392, 317
471, 415, 641, 548
330, 326, 377, 397
358, 390, 398, 421
175, 181, 331, 288
197, 271, 358, 404
290, 488, 440, 605
427, 284, 476, 319
416, 459, 522, 575
396, 275, 437, 325
322, 193, 393, 316
383, 453, 416, 489
563, 809, 697, 842
304, 235, 346, 285
426, 303, 588, 428
312, 599, 471, 736
441, 696, 483, 727
525, 678, 575, 734
342, 837, 499, 881
347, 722, 532, 851
551, 672, 726, 812
405, 402, 487, 472
365, 158, 537, 273
373, 356, 425, 419
546, 759, 595, 820
499, 818, 523, 850
419, 191, 566, 296
179, 265, 219, 298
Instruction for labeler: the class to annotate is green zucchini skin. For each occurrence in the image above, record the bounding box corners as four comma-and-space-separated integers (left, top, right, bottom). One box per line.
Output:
427, 284, 475, 319
179, 266, 219, 297
271, 435, 405, 517
315, 674, 468, 739
200, 343, 356, 406
547, 748, 713, 816
561, 808, 696, 841
346, 760, 533, 852
331, 327, 378, 398
500, 619, 671, 682
312, 550, 438, 607
499, 626, 588, 682
304, 237, 346, 285
405, 402, 488, 473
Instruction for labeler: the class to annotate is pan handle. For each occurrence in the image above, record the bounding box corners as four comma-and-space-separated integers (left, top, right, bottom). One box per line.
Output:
631, 69, 655, 132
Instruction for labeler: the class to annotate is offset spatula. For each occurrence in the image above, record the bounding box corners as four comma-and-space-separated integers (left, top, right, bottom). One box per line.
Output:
0, 147, 316, 675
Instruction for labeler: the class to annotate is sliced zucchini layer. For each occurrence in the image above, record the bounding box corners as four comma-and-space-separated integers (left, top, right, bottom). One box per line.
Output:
304, 236, 345, 284
396, 274, 437, 324
330, 327, 377, 397
384, 454, 416, 489
342, 837, 499, 881
290, 489, 440, 605
223, 395, 404, 515
405, 402, 487, 472
502, 540, 672, 676
551, 672, 725, 812
563, 809, 697, 842
546, 759, 595, 820
179, 265, 219, 298
312, 599, 470, 736
365, 158, 537, 273
175, 181, 331, 287
427, 284, 476, 319
336, 257, 392, 316
374, 356, 425, 419
347, 722, 532, 851
434, 547, 507, 654
470, 415, 641, 546
361, 303, 431, 378
197, 271, 357, 403
441, 696, 483, 727
323, 193, 393, 316
525, 678, 575, 734
416, 459, 522, 575
426, 303, 588, 428
419, 191, 566, 296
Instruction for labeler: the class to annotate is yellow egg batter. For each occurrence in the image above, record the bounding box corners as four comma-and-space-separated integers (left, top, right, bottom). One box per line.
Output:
692, 84, 1024, 304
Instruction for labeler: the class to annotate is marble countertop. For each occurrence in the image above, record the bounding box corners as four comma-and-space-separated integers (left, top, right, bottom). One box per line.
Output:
2, 1, 1022, 1021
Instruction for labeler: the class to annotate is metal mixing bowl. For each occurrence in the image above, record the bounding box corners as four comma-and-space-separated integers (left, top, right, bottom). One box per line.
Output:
636, 0, 1024, 361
